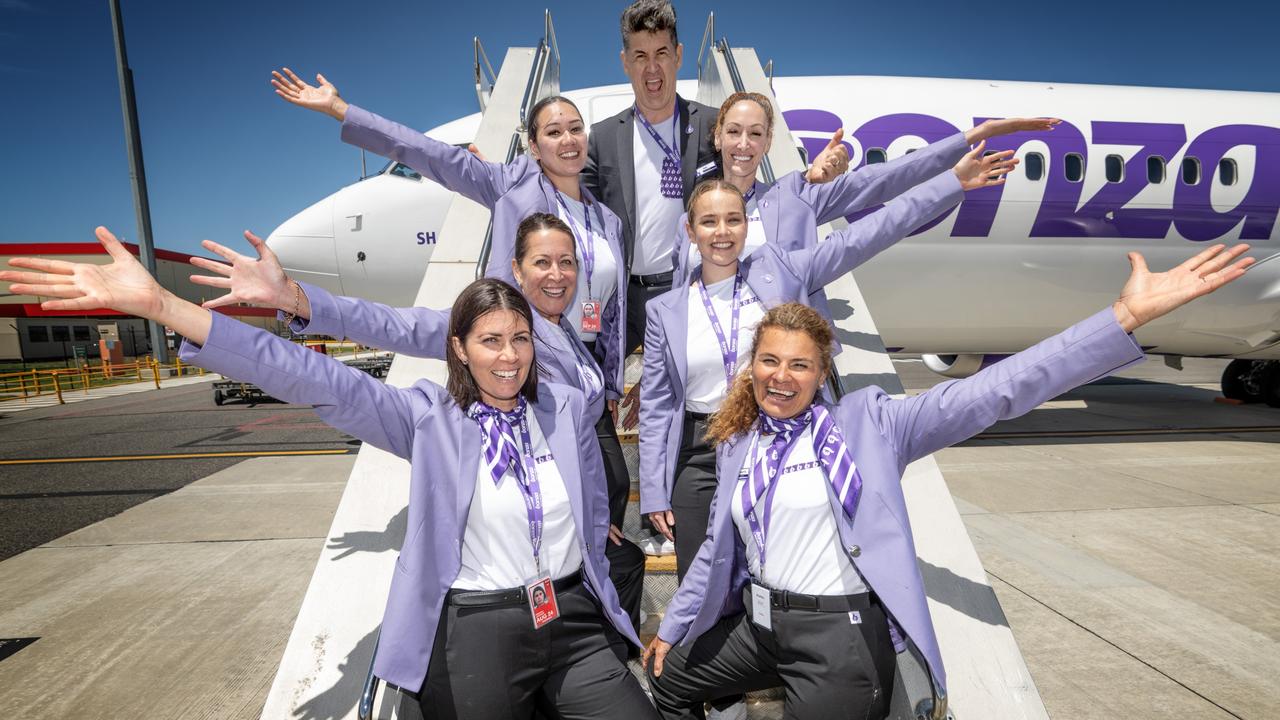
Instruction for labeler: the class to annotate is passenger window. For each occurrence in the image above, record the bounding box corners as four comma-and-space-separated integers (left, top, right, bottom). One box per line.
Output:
1024, 152, 1045, 181
1105, 154, 1124, 183
1218, 158, 1238, 186
28, 326, 49, 343
1147, 156, 1166, 184
389, 163, 422, 181
73, 326, 91, 342
1181, 157, 1201, 185
904, 148, 917, 155
865, 148, 887, 164
52, 326, 70, 342
1064, 153, 1084, 182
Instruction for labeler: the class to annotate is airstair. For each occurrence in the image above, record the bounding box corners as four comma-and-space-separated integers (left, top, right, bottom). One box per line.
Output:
259, 12, 1048, 720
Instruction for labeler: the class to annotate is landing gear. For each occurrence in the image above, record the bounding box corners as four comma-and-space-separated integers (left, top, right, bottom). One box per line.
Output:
1221, 360, 1280, 407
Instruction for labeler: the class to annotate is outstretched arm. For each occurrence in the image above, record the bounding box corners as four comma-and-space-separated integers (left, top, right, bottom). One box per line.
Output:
793, 144, 1016, 292
795, 118, 1057, 225
191, 234, 449, 358
272, 67, 512, 207
875, 244, 1254, 466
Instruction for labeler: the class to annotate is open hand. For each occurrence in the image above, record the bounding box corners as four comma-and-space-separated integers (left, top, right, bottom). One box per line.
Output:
620, 383, 641, 430
1112, 244, 1254, 332
1, 227, 165, 318
805, 129, 849, 184
648, 510, 675, 541
271, 67, 348, 121
953, 141, 1019, 191
190, 231, 296, 311
967, 117, 1060, 144
643, 636, 673, 677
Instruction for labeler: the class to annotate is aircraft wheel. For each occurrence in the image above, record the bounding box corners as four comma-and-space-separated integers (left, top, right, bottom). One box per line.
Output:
1257, 362, 1280, 409
1221, 360, 1261, 402
213, 389, 225, 406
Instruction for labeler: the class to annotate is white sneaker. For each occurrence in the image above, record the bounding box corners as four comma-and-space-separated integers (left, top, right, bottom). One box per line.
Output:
636, 533, 675, 557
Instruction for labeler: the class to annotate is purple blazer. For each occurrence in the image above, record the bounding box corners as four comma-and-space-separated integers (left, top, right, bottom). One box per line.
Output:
340, 105, 627, 400
179, 313, 637, 693
287, 281, 610, 420
638, 172, 963, 514
657, 308, 1145, 695
669, 132, 970, 287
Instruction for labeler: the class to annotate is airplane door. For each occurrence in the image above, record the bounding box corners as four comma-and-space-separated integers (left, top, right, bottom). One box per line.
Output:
332, 166, 446, 307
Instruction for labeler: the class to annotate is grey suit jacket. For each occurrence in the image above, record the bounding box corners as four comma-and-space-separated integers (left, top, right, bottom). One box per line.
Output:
583, 94, 719, 270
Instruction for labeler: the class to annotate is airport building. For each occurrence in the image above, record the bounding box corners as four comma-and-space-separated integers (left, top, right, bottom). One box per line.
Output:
0, 242, 282, 363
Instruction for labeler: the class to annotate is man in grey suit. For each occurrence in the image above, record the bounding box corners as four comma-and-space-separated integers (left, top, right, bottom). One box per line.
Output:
583, 0, 720, 355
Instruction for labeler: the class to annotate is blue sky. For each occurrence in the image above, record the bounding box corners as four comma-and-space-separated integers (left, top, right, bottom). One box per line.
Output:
1, 0, 1276, 257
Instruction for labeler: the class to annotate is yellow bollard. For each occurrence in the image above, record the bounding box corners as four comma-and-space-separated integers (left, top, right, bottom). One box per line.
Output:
175, 357, 183, 377
52, 372, 64, 404
152, 358, 161, 389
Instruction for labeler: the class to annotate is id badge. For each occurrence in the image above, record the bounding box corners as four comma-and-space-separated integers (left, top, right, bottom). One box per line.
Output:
750, 582, 772, 630
526, 575, 560, 629
580, 300, 601, 333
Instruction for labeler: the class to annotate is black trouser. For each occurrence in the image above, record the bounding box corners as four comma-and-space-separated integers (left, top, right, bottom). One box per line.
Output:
670, 413, 717, 582
626, 274, 674, 355
585, 340, 645, 635
421, 579, 658, 720
648, 592, 897, 720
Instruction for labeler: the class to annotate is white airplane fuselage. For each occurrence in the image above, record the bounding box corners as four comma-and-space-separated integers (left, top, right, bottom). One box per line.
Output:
267, 76, 1280, 366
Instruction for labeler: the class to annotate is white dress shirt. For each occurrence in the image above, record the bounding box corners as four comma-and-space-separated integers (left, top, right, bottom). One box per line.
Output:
684, 274, 765, 413
453, 412, 583, 590
554, 193, 618, 342
731, 426, 869, 595
632, 115, 685, 276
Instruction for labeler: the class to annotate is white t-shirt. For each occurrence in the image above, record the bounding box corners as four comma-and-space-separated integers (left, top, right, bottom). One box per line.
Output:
684, 274, 766, 413
453, 412, 583, 590
731, 426, 869, 595
632, 113, 685, 276
554, 194, 618, 342
680, 184, 768, 271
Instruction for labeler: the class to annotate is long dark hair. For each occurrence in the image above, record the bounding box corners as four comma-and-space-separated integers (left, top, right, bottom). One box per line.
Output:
446, 278, 540, 408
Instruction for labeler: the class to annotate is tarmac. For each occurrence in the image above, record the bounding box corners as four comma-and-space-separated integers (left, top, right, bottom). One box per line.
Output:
0, 358, 1277, 719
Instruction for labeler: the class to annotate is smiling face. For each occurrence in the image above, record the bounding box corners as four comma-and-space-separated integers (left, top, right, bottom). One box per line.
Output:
512, 227, 577, 321
715, 99, 772, 185
687, 187, 747, 273
621, 30, 682, 119
751, 327, 825, 420
528, 101, 587, 180
450, 309, 534, 411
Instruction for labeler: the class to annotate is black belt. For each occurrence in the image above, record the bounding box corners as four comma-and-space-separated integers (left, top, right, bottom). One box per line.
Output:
631, 271, 673, 288
761, 587, 878, 613
447, 570, 582, 607
685, 410, 710, 422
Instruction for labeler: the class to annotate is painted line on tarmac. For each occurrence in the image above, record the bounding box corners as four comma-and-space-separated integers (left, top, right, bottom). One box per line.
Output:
0, 449, 354, 466
974, 425, 1280, 440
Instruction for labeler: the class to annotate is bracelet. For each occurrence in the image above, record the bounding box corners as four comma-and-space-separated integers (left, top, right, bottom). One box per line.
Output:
282, 279, 301, 328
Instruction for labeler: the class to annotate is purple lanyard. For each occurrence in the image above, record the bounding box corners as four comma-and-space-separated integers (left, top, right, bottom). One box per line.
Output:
740, 421, 805, 572
513, 411, 546, 573
552, 186, 596, 298
634, 102, 680, 165
696, 273, 743, 386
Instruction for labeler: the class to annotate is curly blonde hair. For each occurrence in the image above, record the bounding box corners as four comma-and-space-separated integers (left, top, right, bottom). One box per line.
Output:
705, 303, 833, 444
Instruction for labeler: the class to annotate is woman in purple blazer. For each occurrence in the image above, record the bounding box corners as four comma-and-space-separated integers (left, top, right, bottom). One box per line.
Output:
669, 91, 1059, 286
270, 68, 634, 449
189, 213, 647, 637
2, 228, 660, 720
640, 142, 1010, 578
643, 241, 1252, 720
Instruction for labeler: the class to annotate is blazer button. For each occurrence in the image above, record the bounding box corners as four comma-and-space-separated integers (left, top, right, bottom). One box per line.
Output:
848, 544, 862, 558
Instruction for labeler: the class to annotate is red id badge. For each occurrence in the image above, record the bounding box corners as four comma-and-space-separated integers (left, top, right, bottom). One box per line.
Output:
527, 575, 560, 629
580, 300, 601, 333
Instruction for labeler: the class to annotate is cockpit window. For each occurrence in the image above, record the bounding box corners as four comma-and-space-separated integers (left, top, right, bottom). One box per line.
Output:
388, 163, 422, 181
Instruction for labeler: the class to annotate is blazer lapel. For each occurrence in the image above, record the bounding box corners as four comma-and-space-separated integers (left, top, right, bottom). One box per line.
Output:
756, 181, 781, 244
457, 414, 481, 528
661, 288, 690, 391
534, 314, 575, 382
617, 110, 638, 264
537, 392, 587, 541
678, 97, 698, 196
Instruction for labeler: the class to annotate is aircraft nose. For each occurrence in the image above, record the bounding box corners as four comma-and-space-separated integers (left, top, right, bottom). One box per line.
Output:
266, 196, 340, 289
